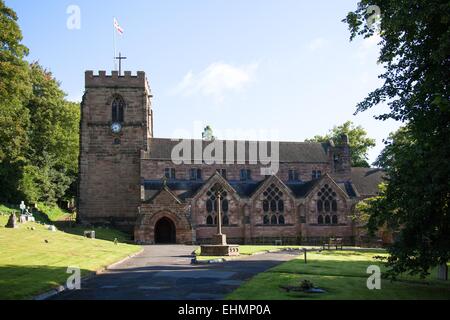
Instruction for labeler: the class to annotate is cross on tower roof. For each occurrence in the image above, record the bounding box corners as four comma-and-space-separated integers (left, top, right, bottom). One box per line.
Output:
115, 52, 127, 76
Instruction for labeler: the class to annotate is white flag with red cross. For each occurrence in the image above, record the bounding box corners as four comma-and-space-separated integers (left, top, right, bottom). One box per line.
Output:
114, 18, 124, 35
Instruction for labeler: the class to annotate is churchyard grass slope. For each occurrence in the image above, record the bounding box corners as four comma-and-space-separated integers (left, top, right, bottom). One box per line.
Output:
0, 203, 131, 242
226, 250, 450, 300
0, 215, 141, 300
0, 202, 70, 224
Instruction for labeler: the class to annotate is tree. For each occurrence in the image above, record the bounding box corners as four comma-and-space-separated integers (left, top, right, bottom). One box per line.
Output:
0, 0, 30, 102
0, 0, 31, 203
19, 63, 80, 204
344, 1, 450, 279
202, 125, 216, 141
306, 121, 375, 167
0, 1, 80, 206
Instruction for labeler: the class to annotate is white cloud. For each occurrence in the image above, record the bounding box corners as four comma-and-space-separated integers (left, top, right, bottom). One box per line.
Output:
307, 37, 328, 52
172, 62, 259, 103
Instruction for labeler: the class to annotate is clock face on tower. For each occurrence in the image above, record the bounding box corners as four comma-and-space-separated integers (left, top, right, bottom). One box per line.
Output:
111, 122, 122, 134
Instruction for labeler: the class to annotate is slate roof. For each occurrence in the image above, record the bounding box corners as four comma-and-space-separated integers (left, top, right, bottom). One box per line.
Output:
351, 167, 386, 197
142, 177, 359, 202
147, 138, 330, 163
143, 180, 204, 201
286, 180, 320, 198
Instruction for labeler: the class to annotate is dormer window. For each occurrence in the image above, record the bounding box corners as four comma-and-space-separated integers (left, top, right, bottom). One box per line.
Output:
164, 168, 176, 180
288, 170, 300, 181
312, 170, 322, 180
240, 169, 252, 181
216, 169, 227, 179
190, 168, 202, 181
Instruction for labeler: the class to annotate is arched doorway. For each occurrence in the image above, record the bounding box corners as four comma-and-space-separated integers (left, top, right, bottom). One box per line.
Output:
155, 217, 176, 244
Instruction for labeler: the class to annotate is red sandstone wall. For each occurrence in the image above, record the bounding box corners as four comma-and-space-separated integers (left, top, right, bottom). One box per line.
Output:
140, 160, 331, 183
78, 72, 152, 229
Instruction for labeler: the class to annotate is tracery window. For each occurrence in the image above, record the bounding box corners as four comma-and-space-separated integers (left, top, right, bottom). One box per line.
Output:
317, 184, 338, 225
112, 96, 125, 123
262, 184, 285, 225
206, 187, 229, 226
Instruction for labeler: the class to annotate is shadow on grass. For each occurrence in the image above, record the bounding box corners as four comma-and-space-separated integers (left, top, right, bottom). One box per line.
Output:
227, 254, 450, 300
53, 221, 133, 243
0, 265, 91, 300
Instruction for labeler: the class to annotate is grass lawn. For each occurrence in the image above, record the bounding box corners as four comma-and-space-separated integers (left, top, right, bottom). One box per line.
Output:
226, 250, 450, 300
0, 203, 18, 215
0, 215, 141, 300
195, 245, 311, 261
0, 203, 132, 242
0, 202, 71, 223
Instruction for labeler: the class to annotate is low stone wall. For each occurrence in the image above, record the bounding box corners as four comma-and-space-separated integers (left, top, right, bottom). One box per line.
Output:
195, 236, 356, 246
77, 217, 136, 233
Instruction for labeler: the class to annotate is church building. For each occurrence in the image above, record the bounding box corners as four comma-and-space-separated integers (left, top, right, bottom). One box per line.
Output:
78, 70, 384, 245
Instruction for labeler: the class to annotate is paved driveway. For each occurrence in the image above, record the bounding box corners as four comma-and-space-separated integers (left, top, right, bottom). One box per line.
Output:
51, 245, 300, 300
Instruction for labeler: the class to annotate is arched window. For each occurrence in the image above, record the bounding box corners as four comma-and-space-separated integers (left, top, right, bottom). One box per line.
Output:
318, 215, 324, 225
332, 215, 338, 225
263, 200, 269, 212
206, 199, 213, 213
223, 215, 229, 226
271, 215, 278, 225
112, 96, 125, 123
278, 200, 284, 212
262, 184, 285, 225
317, 184, 339, 225
205, 185, 230, 226
270, 200, 277, 212
317, 200, 323, 212
325, 200, 331, 212
222, 199, 229, 212
332, 200, 338, 212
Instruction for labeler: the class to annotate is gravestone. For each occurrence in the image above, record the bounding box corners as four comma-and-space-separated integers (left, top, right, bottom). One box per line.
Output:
84, 231, 96, 239
5, 213, 18, 228
437, 263, 448, 281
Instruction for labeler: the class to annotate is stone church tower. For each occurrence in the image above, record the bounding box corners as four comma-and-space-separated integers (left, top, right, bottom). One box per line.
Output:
78, 71, 153, 231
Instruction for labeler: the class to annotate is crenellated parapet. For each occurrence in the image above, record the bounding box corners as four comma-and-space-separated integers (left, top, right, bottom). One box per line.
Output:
85, 70, 149, 90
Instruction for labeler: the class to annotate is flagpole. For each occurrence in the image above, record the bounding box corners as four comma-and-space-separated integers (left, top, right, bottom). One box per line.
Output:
113, 17, 117, 71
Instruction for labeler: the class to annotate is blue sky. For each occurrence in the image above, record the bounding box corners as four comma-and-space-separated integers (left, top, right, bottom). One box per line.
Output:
7, 0, 401, 164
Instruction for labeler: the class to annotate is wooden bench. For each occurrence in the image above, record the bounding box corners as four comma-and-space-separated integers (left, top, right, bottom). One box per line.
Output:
323, 237, 343, 250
